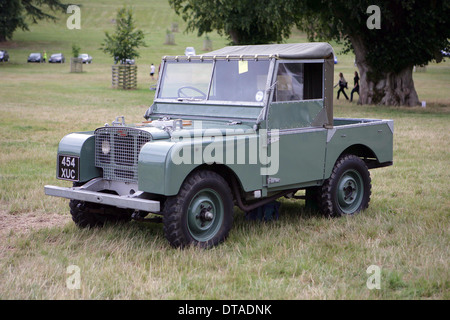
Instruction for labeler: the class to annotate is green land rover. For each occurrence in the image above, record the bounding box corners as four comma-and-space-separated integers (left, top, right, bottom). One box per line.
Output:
45, 43, 393, 248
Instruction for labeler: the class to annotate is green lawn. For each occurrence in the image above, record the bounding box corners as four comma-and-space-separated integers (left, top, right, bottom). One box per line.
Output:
0, 0, 449, 300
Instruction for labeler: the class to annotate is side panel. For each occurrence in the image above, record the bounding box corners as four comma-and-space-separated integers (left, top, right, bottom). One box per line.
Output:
267, 128, 327, 189
324, 120, 394, 178
265, 99, 328, 190
138, 135, 263, 196
267, 100, 325, 130
57, 132, 101, 182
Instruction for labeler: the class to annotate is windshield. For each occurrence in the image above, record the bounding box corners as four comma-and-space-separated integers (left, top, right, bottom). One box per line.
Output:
157, 59, 271, 103
209, 60, 270, 102
158, 61, 212, 100
30, 53, 40, 58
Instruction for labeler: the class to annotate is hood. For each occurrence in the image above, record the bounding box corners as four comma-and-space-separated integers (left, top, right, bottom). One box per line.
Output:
98, 118, 255, 142
141, 119, 256, 141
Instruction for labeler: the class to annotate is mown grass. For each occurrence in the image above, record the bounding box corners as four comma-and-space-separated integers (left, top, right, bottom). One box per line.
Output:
0, 0, 449, 300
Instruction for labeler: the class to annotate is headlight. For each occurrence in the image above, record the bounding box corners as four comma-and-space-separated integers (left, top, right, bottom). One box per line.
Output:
101, 140, 111, 155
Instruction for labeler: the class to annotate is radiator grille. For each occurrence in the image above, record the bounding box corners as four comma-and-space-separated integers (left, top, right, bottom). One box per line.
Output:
95, 127, 152, 182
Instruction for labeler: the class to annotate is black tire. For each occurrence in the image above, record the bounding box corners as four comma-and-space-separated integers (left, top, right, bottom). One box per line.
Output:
163, 170, 234, 248
69, 200, 131, 228
319, 154, 371, 217
305, 186, 320, 212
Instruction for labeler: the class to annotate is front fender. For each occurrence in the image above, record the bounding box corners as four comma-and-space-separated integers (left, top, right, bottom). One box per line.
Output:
138, 135, 263, 196
57, 132, 101, 182
138, 141, 179, 195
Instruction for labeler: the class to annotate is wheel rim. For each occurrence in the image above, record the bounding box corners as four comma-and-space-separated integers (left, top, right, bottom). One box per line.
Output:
336, 169, 364, 214
187, 188, 224, 242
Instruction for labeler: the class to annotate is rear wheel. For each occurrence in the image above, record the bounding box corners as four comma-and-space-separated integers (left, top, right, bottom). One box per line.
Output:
319, 154, 371, 217
163, 170, 234, 248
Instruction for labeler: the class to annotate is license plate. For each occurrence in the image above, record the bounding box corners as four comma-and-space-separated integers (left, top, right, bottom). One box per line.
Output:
58, 155, 80, 181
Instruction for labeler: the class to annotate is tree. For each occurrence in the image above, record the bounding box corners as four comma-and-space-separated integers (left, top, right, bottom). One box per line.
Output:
0, 0, 68, 42
297, 0, 450, 106
100, 6, 146, 64
169, 0, 300, 45
71, 43, 80, 58
170, 0, 450, 107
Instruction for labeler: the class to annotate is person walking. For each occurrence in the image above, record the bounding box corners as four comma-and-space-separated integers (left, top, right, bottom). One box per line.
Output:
150, 63, 155, 80
350, 71, 360, 102
335, 72, 349, 100
43, 50, 47, 63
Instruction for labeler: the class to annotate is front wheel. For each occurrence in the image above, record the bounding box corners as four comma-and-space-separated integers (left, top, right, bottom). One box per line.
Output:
163, 170, 234, 248
319, 154, 371, 217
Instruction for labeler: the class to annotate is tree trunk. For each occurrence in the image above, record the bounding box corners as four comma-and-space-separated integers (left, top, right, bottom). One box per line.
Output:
228, 29, 240, 45
351, 36, 420, 107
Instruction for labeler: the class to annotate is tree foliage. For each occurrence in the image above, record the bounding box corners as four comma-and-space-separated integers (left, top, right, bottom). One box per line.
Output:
170, 0, 449, 106
298, 0, 450, 76
100, 6, 146, 63
169, 0, 301, 45
71, 43, 80, 58
297, 0, 450, 105
0, 0, 68, 42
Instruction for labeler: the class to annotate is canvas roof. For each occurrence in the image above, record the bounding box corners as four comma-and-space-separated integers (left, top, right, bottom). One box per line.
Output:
203, 42, 334, 60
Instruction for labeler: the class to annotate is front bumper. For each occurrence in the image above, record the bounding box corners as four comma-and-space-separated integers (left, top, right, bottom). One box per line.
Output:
44, 178, 160, 213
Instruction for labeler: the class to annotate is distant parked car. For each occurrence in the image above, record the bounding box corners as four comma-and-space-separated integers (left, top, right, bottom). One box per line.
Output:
0, 50, 10, 62
49, 53, 65, 63
441, 50, 450, 57
334, 54, 338, 64
78, 53, 93, 64
184, 46, 196, 56
27, 53, 43, 63
114, 56, 135, 65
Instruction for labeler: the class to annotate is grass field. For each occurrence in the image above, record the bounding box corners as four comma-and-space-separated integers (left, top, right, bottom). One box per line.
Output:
0, 0, 449, 300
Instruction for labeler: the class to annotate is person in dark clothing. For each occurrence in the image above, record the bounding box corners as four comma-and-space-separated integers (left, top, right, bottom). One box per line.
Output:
350, 71, 360, 102
335, 72, 349, 100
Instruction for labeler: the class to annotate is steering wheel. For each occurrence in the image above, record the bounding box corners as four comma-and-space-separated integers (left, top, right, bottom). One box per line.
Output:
177, 86, 207, 99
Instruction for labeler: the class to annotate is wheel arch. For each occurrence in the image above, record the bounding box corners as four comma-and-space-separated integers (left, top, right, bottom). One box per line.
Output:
177, 163, 245, 199
340, 144, 377, 162
138, 142, 263, 197
325, 143, 383, 179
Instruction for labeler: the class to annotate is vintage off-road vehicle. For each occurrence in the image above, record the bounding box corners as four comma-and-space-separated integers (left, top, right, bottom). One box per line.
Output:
45, 43, 393, 248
